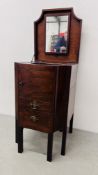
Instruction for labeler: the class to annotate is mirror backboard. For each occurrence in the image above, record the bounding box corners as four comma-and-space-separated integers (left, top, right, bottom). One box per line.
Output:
34, 8, 82, 64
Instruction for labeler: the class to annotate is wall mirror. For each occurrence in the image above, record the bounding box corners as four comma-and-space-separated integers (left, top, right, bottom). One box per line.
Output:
45, 15, 70, 55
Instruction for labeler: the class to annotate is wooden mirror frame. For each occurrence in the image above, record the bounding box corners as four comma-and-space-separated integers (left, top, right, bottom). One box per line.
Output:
34, 8, 82, 64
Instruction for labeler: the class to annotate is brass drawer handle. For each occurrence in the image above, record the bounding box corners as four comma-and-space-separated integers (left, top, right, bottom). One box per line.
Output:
30, 100, 39, 110
30, 116, 39, 122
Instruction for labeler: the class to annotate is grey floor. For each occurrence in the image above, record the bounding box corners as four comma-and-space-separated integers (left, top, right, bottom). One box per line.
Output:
0, 115, 98, 175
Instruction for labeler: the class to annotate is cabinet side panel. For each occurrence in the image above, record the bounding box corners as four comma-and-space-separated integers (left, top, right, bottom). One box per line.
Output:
56, 66, 71, 130
67, 65, 78, 126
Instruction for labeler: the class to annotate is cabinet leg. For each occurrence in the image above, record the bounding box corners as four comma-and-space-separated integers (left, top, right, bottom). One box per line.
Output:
47, 133, 53, 162
61, 128, 67, 156
69, 115, 73, 133
18, 126, 23, 153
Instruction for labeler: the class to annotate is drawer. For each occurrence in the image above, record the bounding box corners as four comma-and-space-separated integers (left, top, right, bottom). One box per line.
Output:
19, 110, 53, 132
18, 97, 55, 113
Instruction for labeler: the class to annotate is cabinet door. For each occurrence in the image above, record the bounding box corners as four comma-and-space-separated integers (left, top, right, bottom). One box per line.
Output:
17, 64, 56, 97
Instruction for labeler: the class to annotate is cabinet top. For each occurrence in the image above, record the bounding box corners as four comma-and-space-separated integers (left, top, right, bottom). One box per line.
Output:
34, 8, 82, 65
15, 61, 78, 67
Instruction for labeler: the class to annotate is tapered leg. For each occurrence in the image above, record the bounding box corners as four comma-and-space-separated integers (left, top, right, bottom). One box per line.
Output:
61, 127, 67, 156
69, 114, 73, 133
18, 126, 23, 153
47, 133, 53, 162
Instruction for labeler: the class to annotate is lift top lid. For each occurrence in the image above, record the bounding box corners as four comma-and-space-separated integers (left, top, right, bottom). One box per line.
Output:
34, 8, 82, 65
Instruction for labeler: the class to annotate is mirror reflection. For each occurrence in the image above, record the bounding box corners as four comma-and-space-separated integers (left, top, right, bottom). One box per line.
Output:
45, 15, 69, 54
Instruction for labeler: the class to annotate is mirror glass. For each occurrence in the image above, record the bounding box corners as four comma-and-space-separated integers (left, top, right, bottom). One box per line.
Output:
45, 15, 69, 54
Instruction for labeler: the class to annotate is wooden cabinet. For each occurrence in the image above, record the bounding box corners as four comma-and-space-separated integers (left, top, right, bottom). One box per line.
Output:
15, 62, 74, 161
15, 8, 82, 161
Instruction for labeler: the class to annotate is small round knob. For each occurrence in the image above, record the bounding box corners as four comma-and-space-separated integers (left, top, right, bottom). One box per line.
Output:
19, 81, 24, 87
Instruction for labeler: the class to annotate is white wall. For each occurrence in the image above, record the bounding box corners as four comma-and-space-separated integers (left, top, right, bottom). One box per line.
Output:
0, 0, 98, 133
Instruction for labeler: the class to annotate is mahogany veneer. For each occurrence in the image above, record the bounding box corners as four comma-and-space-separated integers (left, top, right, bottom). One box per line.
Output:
15, 8, 82, 161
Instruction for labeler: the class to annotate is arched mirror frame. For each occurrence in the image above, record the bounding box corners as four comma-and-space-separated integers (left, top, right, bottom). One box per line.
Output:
34, 8, 82, 64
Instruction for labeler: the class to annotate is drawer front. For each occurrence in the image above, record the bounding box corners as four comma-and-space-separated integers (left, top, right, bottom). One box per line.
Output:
19, 97, 55, 113
19, 110, 53, 132
18, 97, 55, 132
